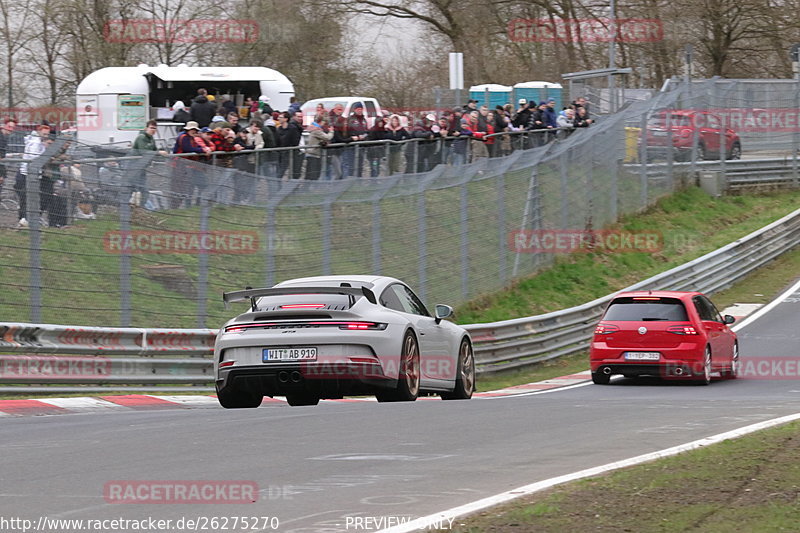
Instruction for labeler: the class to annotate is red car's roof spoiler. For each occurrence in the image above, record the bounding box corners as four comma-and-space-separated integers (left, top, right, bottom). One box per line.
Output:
223, 286, 377, 311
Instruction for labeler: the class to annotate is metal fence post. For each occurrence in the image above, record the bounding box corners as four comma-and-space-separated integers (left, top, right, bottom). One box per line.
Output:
460, 182, 469, 299
265, 206, 276, 287
119, 176, 132, 327
794, 79, 800, 187
639, 113, 649, 208
197, 198, 210, 328
372, 199, 381, 274
322, 199, 332, 275
417, 185, 427, 302
609, 126, 618, 222
26, 155, 43, 323
497, 172, 507, 284
559, 152, 568, 229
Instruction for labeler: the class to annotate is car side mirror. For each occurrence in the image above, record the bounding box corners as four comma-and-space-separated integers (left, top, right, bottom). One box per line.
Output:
723, 315, 736, 324
434, 304, 454, 324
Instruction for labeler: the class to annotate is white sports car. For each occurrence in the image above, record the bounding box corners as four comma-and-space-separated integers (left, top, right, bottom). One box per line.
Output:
214, 275, 475, 407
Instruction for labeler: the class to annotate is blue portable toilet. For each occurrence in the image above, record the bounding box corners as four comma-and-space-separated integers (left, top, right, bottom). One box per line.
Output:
468, 84, 512, 109
513, 81, 563, 110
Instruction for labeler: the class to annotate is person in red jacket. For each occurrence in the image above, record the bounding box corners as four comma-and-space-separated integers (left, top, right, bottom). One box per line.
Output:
463, 110, 488, 161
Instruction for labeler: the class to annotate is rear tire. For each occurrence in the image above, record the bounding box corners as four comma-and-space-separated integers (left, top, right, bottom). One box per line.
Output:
592, 371, 611, 385
216, 384, 263, 409
720, 343, 739, 379
376, 331, 420, 402
698, 142, 708, 160
285, 392, 320, 406
695, 347, 712, 385
727, 142, 741, 160
441, 339, 475, 400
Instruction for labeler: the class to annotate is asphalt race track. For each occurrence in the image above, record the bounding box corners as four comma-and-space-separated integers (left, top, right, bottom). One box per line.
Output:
1, 286, 799, 533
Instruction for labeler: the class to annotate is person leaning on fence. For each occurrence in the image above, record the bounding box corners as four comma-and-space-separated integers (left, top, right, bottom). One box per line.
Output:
131, 119, 168, 207
526, 101, 551, 147
410, 114, 437, 173
209, 121, 244, 169
573, 106, 593, 128
384, 114, 409, 175
14, 122, 50, 228
464, 110, 488, 161
44, 143, 71, 228
0, 118, 16, 194
170, 121, 210, 208
343, 103, 368, 178
66, 162, 96, 220
557, 108, 576, 138
366, 117, 388, 177
327, 104, 348, 179
305, 114, 334, 181
276, 112, 303, 180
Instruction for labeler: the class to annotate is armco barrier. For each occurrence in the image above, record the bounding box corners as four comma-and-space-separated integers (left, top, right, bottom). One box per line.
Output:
0, 205, 798, 391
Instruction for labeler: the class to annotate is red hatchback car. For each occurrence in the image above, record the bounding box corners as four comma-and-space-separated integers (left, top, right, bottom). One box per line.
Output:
590, 291, 738, 385
642, 110, 742, 161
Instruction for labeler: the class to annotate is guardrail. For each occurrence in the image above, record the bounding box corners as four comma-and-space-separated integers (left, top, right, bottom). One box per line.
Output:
1, 204, 798, 391
631, 158, 800, 191
465, 205, 800, 373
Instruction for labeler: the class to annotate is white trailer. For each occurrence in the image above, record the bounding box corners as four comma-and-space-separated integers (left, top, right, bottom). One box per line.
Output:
76, 65, 295, 146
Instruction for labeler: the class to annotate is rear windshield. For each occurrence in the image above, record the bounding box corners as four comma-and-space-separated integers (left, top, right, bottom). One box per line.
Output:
603, 297, 689, 321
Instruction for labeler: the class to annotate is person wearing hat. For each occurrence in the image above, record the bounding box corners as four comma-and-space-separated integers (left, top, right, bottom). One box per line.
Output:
170, 121, 210, 208
172, 101, 191, 132
409, 113, 437, 173
463, 99, 478, 113
544, 99, 558, 130
208, 121, 244, 167
526, 101, 550, 147
342, 102, 368, 178
258, 95, 274, 118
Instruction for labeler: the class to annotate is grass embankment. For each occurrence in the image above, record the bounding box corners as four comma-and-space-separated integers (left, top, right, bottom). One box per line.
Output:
441, 419, 800, 532
466, 188, 800, 392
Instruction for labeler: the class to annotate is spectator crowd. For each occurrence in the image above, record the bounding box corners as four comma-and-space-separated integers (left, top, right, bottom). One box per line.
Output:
2, 88, 594, 226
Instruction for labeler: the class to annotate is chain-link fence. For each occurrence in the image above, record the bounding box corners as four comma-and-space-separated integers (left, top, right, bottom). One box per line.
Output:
1, 78, 798, 328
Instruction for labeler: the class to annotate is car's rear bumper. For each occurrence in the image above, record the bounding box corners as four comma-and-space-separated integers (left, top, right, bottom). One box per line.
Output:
590, 345, 705, 377
217, 361, 396, 398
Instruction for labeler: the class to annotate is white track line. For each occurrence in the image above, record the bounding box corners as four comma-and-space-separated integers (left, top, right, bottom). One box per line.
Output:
146, 395, 220, 407
732, 278, 800, 332
376, 411, 800, 533
36, 397, 130, 412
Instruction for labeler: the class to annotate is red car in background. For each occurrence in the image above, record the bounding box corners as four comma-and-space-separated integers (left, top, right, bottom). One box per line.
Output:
590, 291, 738, 385
642, 110, 742, 161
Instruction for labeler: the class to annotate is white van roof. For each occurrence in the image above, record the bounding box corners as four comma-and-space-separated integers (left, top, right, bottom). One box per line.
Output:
77, 66, 293, 94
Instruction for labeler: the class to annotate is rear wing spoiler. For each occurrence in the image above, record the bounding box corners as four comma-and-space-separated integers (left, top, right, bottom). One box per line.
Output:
223, 286, 377, 311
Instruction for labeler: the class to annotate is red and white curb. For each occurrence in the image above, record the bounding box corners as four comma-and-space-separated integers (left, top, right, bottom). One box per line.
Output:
0, 372, 592, 417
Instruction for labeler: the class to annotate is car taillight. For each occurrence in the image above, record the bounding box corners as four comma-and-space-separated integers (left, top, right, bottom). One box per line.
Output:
338, 322, 386, 330
280, 304, 326, 309
225, 325, 249, 332
219, 360, 235, 368
594, 323, 619, 335
667, 325, 698, 335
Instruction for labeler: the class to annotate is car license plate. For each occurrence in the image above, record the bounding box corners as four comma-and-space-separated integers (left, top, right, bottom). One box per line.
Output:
262, 347, 317, 361
624, 351, 661, 361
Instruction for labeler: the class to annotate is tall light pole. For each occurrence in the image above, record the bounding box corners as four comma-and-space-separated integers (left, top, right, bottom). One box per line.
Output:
607, 0, 617, 113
